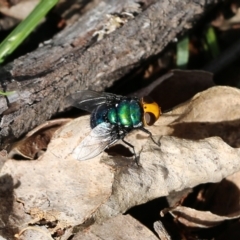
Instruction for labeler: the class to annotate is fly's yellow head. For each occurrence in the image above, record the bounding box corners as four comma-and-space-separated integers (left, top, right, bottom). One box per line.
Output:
140, 96, 161, 126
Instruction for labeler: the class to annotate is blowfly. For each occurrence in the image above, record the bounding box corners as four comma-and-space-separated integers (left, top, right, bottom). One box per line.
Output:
67, 90, 161, 161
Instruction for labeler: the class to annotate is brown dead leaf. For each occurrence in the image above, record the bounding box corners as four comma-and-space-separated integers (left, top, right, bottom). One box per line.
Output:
15, 226, 53, 240
0, 0, 20, 8
0, 150, 7, 171
2, 86, 240, 239
0, 0, 9, 7
0, 0, 39, 20
161, 205, 240, 228
94, 86, 240, 220
222, 171, 240, 214
73, 214, 159, 240
1, 117, 114, 238
154, 221, 172, 240
134, 69, 214, 111
211, 5, 240, 30
162, 154, 240, 237
8, 118, 71, 159
167, 86, 240, 147
26, 207, 69, 234
185, 171, 240, 218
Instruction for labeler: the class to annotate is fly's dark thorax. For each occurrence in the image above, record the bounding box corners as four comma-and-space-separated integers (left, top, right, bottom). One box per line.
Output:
90, 104, 108, 128
90, 99, 143, 129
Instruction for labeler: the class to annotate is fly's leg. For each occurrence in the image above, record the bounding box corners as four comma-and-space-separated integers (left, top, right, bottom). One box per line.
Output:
139, 127, 160, 147
121, 138, 140, 166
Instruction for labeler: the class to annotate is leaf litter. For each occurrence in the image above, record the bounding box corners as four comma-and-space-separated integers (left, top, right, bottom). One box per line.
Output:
2, 84, 240, 239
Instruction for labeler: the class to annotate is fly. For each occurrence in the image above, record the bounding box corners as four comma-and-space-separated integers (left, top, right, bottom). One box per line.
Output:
66, 90, 161, 161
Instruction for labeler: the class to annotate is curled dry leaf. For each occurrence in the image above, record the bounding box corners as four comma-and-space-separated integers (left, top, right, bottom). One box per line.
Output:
215, 171, 240, 215
165, 85, 240, 147
2, 86, 240, 239
95, 135, 240, 221
72, 214, 158, 240
161, 205, 240, 228
169, 169, 240, 235
8, 118, 71, 160
134, 69, 214, 111
211, 5, 240, 30
153, 221, 172, 240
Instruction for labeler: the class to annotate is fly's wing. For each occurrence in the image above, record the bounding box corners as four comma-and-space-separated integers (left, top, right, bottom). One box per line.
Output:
73, 122, 118, 161
66, 90, 114, 112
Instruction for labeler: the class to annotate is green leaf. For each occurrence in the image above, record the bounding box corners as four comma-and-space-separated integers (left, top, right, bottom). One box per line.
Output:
176, 36, 189, 69
0, 0, 59, 64
0, 91, 15, 96
205, 26, 219, 58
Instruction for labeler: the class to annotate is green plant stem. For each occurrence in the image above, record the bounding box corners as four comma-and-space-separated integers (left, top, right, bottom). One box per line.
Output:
0, 0, 59, 64
176, 36, 189, 69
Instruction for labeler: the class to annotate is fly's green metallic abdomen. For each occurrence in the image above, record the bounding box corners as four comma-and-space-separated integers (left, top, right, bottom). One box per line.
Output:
107, 108, 117, 124
107, 100, 142, 127
129, 100, 142, 127
91, 99, 142, 128
117, 100, 132, 126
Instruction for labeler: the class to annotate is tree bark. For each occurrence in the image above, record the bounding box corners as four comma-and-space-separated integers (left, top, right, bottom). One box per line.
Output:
0, 0, 218, 148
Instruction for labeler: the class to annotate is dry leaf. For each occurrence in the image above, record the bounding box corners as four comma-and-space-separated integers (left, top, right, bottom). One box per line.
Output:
73, 214, 158, 240
8, 118, 71, 160
154, 221, 172, 240
0, 0, 39, 20
173, 170, 240, 230
0, 0, 20, 8
211, 5, 240, 30
134, 69, 214, 111
161, 205, 240, 228
0, 150, 8, 171
186, 171, 240, 217
1, 86, 240, 239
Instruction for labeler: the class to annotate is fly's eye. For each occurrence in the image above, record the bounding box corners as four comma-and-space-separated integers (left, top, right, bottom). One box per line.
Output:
141, 96, 161, 125
144, 112, 157, 126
